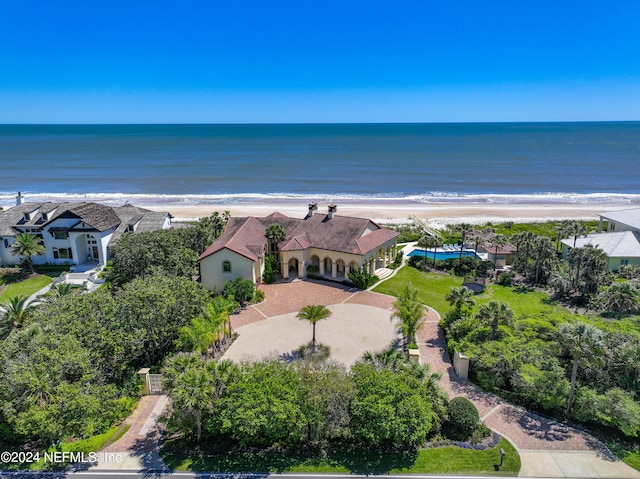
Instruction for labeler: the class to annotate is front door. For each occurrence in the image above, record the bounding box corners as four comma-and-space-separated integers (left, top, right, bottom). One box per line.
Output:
92, 246, 99, 261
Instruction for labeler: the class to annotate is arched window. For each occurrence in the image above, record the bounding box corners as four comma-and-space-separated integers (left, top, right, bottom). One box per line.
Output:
222, 260, 232, 273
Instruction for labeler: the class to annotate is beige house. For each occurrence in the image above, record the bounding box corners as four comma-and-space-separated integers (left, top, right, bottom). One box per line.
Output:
198, 204, 399, 291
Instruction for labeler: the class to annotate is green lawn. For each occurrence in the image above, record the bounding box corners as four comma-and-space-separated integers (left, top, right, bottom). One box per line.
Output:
374, 266, 574, 321
162, 438, 519, 475
0, 273, 56, 302
1, 424, 130, 471
374, 265, 640, 337
374, 266, 464, 314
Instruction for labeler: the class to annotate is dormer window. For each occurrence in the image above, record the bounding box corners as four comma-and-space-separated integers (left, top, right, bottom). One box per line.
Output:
41, 213, 48, 221
23, 213, 30, 221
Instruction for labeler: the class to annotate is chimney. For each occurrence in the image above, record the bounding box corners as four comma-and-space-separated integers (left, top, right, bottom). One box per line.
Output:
16, 191, 24, 206
307, 202, 318, 217
328, 204, 337, 220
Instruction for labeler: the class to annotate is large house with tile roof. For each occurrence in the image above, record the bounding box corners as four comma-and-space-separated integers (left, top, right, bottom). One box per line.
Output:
0, 193, 172, 267
561, 207, 640, 270
198, 203, 399, 291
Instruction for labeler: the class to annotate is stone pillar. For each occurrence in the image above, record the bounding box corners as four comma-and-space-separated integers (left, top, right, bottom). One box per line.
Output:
369, 259, 375, 274
298, 260, 305, 279
344, 264, 350, 278
282, 261, 289, 279
137, 368, 150, 395
331, 260, 337, 278
319, 259, 325, 275
597, 217, 603, 233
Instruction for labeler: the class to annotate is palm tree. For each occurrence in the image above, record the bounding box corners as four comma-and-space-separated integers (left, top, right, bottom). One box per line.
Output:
532, 236, 555, 284
265, 223, 286, 254
491, 234, 508, 271
456, 223, 473, 262
41, 283, 80, 303
418, 234, 442, 270
476, 300, 514, 340
172, 367, 215, 444
512, 231, 536, 276
555, 220, 573, 252
597, 282, 640, 314
10, 233, 45, 273
445, 286, 475, 319
393, 283, 426, 348
473, 235, 485, 257
570, 221, 589, 248
297, 304, 332, 352
558, 321, 604, 418
0, 295, 38, 336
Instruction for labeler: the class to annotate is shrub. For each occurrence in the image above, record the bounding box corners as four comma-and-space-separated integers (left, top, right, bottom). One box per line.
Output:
497, 272, 513, 286
223, 277, 255, 305
262, 254, 277, 284
306, 264, 319, 274
443, 397, 480, 441
348, 267, 379, 289
253, 289, 265, 304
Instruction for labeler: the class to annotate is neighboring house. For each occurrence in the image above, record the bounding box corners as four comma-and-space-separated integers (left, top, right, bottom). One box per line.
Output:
597, 207, 640, 233
561, 207, 640, 271
561, 232, 640, 270
468, 231, 516, 268
0, 193, 172, 267
198, 203, 400, 291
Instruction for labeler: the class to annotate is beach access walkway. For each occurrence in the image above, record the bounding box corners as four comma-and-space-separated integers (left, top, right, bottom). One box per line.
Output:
417, 309, 640, 478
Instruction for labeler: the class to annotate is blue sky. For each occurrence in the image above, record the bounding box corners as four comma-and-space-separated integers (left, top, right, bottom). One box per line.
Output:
1, 1, 639, 123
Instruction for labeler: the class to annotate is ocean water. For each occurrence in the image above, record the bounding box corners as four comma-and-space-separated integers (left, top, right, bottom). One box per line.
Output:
1, 122, 639, 207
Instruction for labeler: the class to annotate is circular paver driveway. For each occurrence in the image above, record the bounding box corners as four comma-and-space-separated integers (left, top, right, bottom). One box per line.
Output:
223, 303, 401, 366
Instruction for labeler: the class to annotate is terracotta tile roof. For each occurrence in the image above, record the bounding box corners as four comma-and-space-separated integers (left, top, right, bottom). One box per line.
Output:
198, 217, 267, 261
199, 211, 399, 261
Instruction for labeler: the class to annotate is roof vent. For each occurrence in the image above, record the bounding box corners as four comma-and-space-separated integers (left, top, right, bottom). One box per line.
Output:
328, 204, 337, 220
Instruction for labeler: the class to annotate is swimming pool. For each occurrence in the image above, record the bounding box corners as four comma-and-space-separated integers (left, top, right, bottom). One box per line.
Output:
408, 249, 481, 261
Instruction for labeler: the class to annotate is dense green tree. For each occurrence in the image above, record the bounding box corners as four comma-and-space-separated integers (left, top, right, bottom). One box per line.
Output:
176, 301, 228, 356
511, 231, 536, 276
114, 275, 210, 365
295, 361, 354, 441
297, 304, 332, 352
108, 229, 199, 285
558, 322, 605, 418
223, 277, 255, 305
196, 211, 230, 248
10, 233, 45, 273
349, 363, 433, 447
215, 361, 307, 446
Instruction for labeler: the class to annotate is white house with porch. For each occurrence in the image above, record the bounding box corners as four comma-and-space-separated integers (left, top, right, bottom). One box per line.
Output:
198, 204, 400, 291
560, 206, 640, 271
0, 193, 172, 268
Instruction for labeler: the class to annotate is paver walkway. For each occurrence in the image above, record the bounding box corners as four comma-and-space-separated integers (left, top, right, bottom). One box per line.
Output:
87, 394, 170, 472
417, 313, 640, 478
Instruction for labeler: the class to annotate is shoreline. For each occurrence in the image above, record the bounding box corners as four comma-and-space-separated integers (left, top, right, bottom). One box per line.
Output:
144, 201, 628, 225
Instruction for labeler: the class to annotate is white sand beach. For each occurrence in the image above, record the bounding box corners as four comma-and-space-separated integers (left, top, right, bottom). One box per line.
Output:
142, 199, 631, 225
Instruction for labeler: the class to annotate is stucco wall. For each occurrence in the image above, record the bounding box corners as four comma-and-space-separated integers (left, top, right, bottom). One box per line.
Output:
200, 248, 256, 291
